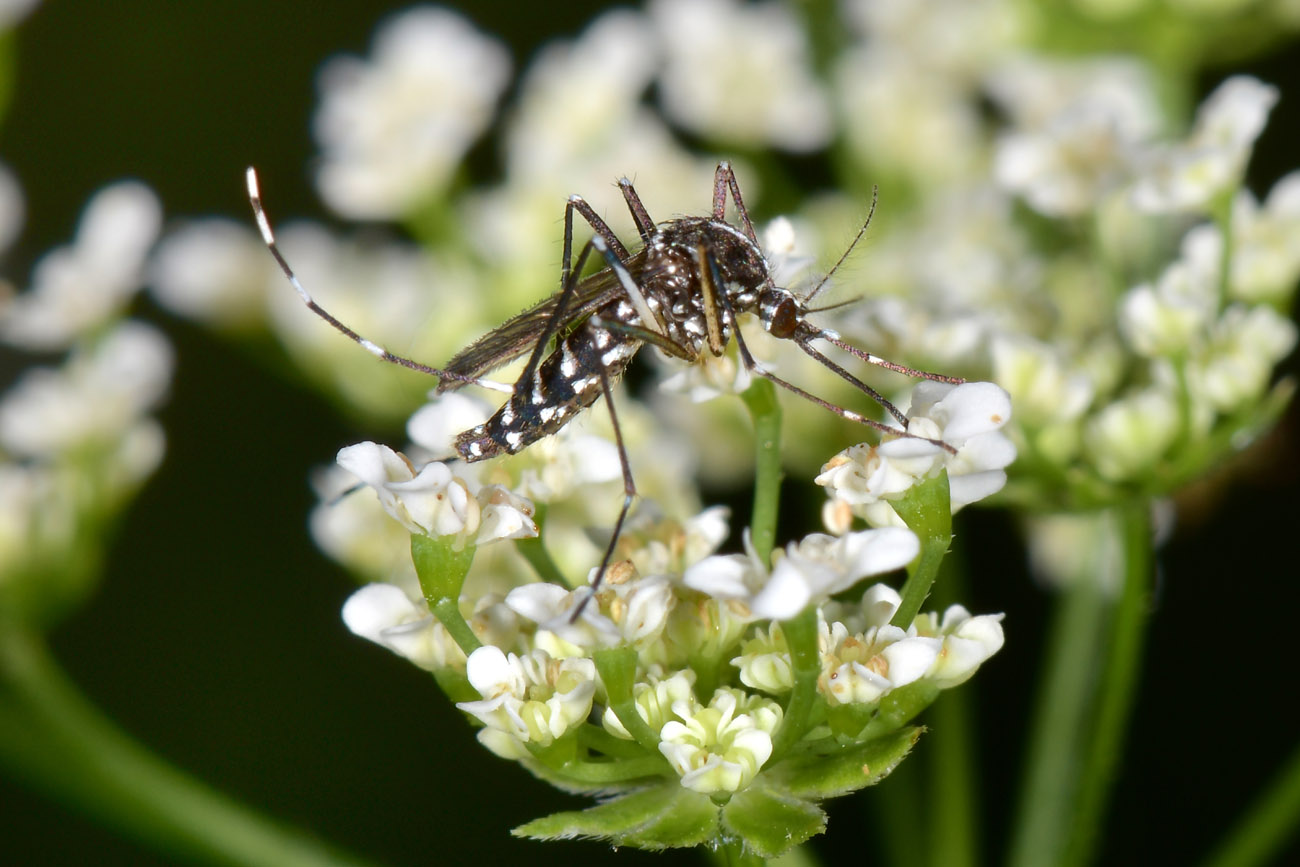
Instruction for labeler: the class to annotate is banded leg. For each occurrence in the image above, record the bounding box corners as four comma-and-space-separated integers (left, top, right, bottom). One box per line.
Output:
617, 176, 657, 243
570, 358, 639, 621
246, 168, 505, 392
518, 192, 648, 389
701, 247, 957, 453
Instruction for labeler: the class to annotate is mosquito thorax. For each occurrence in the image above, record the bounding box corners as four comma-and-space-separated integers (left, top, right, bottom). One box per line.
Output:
645, 217, 770, 308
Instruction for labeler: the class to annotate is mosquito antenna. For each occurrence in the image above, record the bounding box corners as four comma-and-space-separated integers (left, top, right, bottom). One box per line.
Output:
245, 167, 510, 394
805, 185, 878, 304
804, 295, 863, 314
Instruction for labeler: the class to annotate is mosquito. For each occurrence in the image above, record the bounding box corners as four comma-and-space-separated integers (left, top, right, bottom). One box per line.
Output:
246, 162, 961, 611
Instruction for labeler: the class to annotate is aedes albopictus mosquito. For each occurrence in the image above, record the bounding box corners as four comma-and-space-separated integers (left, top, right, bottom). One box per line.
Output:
246, 162, 960, 608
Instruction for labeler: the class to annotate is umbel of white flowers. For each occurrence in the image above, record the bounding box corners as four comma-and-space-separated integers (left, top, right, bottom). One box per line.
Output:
332, 379, 1009, 846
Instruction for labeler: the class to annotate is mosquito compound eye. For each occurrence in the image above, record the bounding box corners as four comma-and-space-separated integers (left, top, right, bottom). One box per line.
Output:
764, 294, 800, 339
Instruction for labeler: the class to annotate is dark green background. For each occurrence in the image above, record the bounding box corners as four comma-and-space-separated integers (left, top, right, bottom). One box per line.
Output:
2, 2, 1298, 865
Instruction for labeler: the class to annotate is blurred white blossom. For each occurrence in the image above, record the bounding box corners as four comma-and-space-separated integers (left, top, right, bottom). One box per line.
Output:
148, 218, 271, 328
314, 6, 511, 219
1132, 76, 1279, 213
650, 0, 832, 152
0, 320, 172, 458
989, 56, 1161, 216
0, 181, 161, 349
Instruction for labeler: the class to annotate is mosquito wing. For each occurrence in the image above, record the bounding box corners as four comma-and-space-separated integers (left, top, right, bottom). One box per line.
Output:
439, 250, 647, 390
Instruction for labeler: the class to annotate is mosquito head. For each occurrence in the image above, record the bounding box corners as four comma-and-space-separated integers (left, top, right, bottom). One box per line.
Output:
758, 286, 802, 339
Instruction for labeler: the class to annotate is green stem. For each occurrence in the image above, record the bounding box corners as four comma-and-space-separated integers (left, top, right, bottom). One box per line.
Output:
594, 647, 662, 753
928, 690, 979, 867
926, 554, 979, 867
1006, 522, 1111, 867
1065, 501, 1152, 867
770, 844, 823, 867
0, 630, 374, 867
769, 607, 821, 762
515, 503, 568, 586
740, 378, 783, 567
709, 836, 768, 867
410, 533, 480, 655
1203, 739, 1300, 867
890, 473, 953, 629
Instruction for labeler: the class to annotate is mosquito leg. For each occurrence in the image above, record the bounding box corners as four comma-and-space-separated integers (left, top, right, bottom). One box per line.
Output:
713, 161, 763, 249
587, 315, 697, 361
796, 340, 909, 426
523, 192, 645, 388
590, 235, 664, 337
617, 176, 656, 243
517, 237, 601, 388
246, 168, 501, 391
569, 360, 638, 622
704, 249, 957, 454
565, 194, 629, 278
819, 333, 966, 385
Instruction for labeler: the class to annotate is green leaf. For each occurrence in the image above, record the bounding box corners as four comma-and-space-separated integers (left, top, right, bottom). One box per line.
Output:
514, 782, 718, 850
721, 781, 827, 859
775, 726, 922, 799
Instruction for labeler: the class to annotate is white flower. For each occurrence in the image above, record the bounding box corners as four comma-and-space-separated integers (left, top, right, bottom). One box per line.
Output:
505, 581, 620, 655
1222, 173, 1300, 302
0, 464, 75, 585
602, 668, 696, 739
335, 442, 536, 542
1132, 76, 1279, 214
1187, 305, 1297, 414
509, 431, 623, 504
650, 0, 832, 152
1083, 387, 1180, 481
1117, 253, 1218, 358
0, 0, 39, 29
0, 321, 173, 457
313, 7, 510, 218
456, 646, 596, 748
0, 182, 161, 349
503, 10, 657, 180
989, 56, 1161, 216
147, 218, 270, 328
406, 392, 494, 461
836, 48, 982, 184
817, 618, 941, 706
913, 605, 1006, 688
309, 464, 419, 587
683, 527, 919, 621
658, 688, 781, 794
989, 335, 1094, 429
818, 381, 1016, 519
342, 582, 465, 671
505, 563, 675, 651
619, 505, 731, 576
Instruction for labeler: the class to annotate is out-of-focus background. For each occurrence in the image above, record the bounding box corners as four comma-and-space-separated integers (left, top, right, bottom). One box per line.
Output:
1, 2, 1298, 865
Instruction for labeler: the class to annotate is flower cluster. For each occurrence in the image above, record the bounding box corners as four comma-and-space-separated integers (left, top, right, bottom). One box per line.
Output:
329, 380, 1006, 854
0, 175, 169, 618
